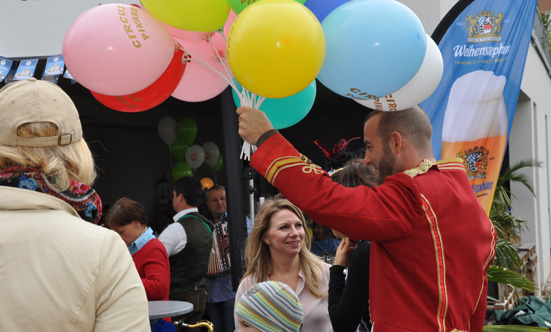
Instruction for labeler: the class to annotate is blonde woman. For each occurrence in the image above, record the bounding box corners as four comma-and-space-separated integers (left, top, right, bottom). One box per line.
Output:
235, 198, 332, 332
0, 79, 149, 331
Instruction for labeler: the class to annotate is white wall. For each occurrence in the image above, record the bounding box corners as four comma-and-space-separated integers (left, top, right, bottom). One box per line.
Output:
509, 96, 544, 287
1, 0, 137, 58
397, 0, 456, 35
512, 42, 551, 290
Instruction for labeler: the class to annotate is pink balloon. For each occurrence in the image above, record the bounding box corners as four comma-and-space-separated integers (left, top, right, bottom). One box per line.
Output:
172, 34, 229, 102
165, 25, 210, 41
90, 40, 187, 112
63, 4, 174, 96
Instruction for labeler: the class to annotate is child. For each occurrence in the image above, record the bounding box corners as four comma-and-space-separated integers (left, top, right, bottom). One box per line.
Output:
235, 281, 303, 332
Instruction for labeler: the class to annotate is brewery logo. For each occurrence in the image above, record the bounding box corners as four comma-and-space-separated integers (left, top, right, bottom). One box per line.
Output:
458, 146, 489, 180
466, 11, 504, 43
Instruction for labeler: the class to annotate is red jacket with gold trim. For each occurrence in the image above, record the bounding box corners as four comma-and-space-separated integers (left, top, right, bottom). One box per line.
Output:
250, 133, 496, 332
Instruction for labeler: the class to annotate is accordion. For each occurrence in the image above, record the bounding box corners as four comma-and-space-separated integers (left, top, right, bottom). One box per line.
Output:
207, 218, 231, 276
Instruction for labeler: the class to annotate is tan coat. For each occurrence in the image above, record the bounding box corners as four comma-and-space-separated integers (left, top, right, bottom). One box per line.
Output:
0, 186, 150, 331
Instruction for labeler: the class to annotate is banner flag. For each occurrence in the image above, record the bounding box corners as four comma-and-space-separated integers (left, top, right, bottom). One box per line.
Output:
14, 58, 38, 81
0, 58, 13, 82
43, 56, 65, 77
420, 0, 538, 214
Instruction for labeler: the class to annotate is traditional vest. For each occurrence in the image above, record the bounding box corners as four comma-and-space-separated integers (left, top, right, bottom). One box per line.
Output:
169, 212, 213, 295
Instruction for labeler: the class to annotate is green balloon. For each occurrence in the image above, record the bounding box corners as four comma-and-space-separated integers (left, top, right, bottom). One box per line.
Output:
170, 137, 189, 161
172, 162, 192, 181
177, 117, 198, 146
208, 155, 223, 172
228, 0, 306, 15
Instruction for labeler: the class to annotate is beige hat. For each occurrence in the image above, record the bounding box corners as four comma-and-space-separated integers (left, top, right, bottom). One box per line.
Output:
0, 78, 82, 146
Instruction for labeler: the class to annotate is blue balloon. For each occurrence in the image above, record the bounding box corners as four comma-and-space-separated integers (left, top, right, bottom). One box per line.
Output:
232, 80, 316, 130
304, 0, 349, 23
318, 0, 426, 99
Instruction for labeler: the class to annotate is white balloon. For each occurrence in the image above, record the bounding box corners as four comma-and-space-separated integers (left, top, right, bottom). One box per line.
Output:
202, 141, 220, 167
157, 116, 178, 145
355, 34, 443, 111
185, 145, 205, 169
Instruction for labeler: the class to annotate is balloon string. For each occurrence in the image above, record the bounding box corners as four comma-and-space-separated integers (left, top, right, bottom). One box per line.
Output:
203, 33, 259, 161
239, 88, 262, 160
208, 33, 235, 90
206, 32, 261, 110
196, 32, 244, 107
179, 43, 258, 161
179, 46, 235, 89
253, 95, 266, 109
240, 141, 257, 160
206, 33, 253, 111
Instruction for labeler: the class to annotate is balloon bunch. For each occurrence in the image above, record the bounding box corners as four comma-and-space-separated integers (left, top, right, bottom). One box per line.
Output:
158, 0, 325, 159
157, 115, 223, 181
62, 0, 443, 160
61, 0, 326, 160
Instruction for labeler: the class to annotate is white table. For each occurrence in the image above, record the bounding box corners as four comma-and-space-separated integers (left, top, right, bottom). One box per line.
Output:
148, 301, 194, 320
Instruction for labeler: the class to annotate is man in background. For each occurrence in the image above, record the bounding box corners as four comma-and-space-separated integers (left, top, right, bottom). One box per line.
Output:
159, 177, 213, 331
204, 185, 252, 332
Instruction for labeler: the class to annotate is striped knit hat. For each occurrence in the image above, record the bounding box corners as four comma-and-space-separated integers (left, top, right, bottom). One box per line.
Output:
235, 281, 303, 332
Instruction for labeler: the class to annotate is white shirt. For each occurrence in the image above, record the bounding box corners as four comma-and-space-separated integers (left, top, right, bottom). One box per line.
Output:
158, 207, 198, 257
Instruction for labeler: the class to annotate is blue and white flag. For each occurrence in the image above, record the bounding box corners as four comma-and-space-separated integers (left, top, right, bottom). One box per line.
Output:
4, 65, 17, 84
43, 55, 64, 77
420, 0, 537, 213
0, 58, 13, 82
14, 58, 38, 81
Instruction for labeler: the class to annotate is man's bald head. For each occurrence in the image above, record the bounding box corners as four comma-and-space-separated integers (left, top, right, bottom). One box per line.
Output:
365, 105, 434, 156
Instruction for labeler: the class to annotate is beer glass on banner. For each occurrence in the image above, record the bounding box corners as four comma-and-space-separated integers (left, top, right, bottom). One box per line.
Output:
441, 70, 508, 214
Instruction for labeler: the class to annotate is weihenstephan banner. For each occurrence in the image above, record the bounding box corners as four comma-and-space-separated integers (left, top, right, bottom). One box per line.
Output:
420, 0, 538, 214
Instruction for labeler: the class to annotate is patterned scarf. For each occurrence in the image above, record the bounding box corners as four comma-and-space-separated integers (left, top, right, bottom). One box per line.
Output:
0, 167, 102, 224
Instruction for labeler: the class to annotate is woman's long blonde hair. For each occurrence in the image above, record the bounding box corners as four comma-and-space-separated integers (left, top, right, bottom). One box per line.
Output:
243, 197, 326, 298
0, 122, 96, 191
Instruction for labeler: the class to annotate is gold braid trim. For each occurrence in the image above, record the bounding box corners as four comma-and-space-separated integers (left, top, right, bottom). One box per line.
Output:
436, 158, 466, 171
403, 158, 468, 178
265, 155, 324, 185
404, 159, 435, 178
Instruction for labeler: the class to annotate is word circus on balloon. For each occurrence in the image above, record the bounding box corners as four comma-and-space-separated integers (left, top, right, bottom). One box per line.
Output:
117, 5, 150, 48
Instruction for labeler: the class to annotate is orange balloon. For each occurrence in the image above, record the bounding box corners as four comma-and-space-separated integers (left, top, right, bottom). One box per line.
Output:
200, 177, 215, 190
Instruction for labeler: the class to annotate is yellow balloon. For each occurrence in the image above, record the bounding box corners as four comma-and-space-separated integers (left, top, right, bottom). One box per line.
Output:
141, 0, 229, 32
226, 0, 325, 98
